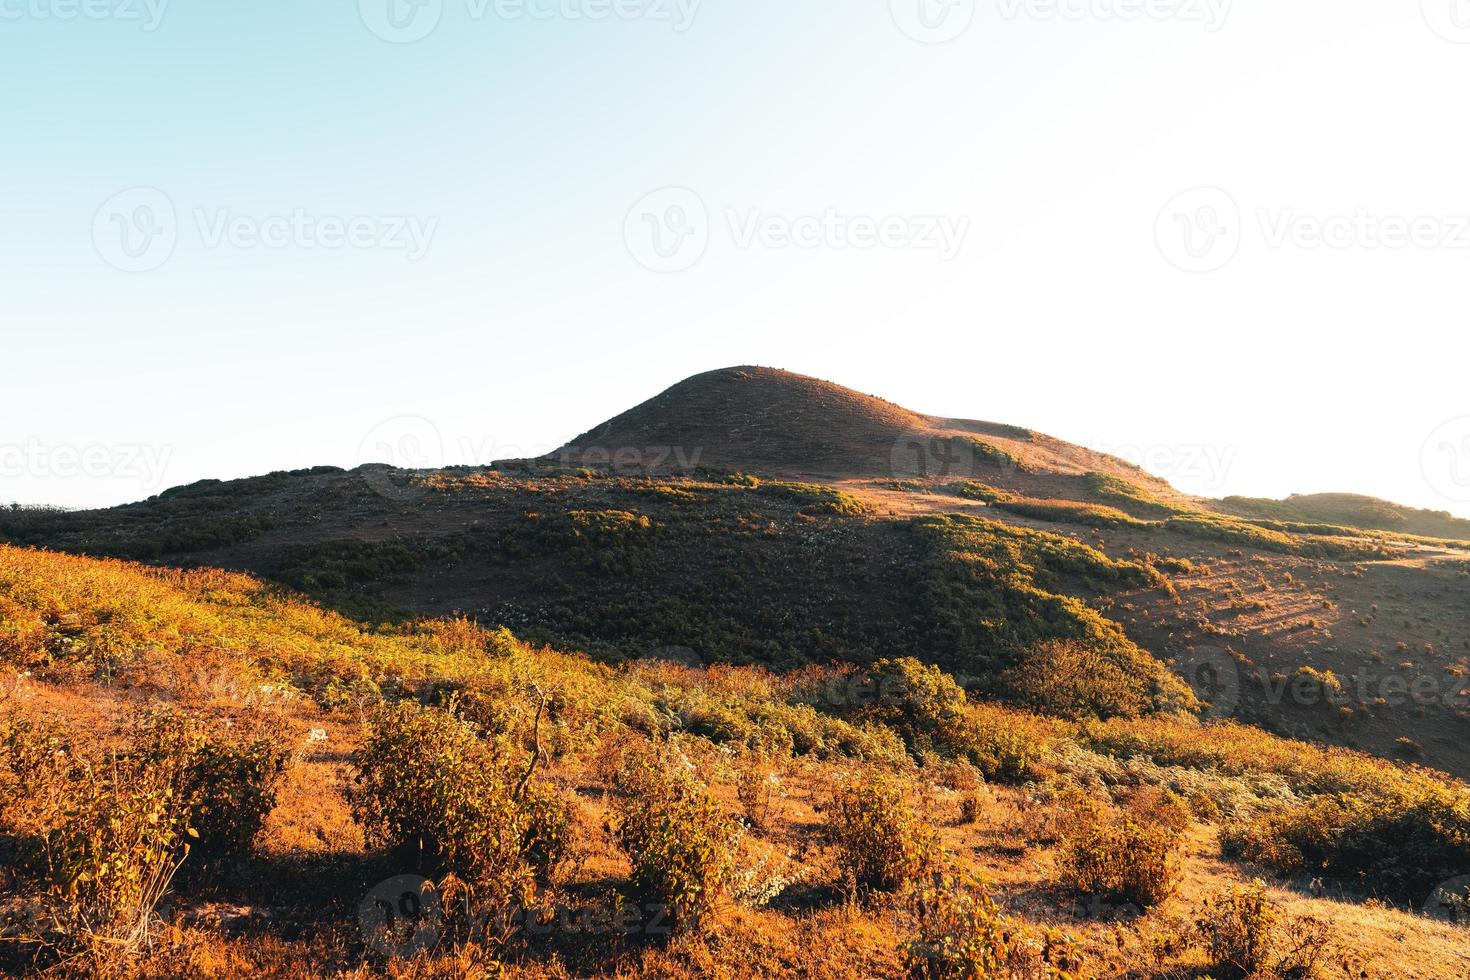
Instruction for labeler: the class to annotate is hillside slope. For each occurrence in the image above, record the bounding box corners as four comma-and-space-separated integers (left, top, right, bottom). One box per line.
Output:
2, 544, 1468, 978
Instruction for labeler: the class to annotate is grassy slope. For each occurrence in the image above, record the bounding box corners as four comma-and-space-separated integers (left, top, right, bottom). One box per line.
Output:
5, 463, 1469, 774
2, 545, 1469, 977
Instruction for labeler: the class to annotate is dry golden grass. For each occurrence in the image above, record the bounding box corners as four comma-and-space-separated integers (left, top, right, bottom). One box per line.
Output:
3, 543, 1469, 978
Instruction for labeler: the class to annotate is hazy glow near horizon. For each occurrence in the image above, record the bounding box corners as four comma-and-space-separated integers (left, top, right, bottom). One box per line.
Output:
3, 2, 1469, 517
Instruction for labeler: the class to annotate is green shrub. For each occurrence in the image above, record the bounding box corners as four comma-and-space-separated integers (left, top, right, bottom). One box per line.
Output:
965, 439, 1025, 473
518, 778, 574, 881
757, 482, 868, 516
829, 774, 936, 894
733, 748, 784, 829
902, 869, 1083, 979
1221, 784, 1470, 905
349, 702, 551, 911
1165, 513, 1392, 561
131, 712, 286, 875
948, 482, 1014, 505
912, 515, 1195, 719
612, 743, 741, 934
11, 710, 285, 955
1056, 801, 1182, 908
855, 658, 970, 756
1000, 639, 1157, 720
47, 748, 198, 950
994, 498, 1147, 529
1081, 474, 1185, 518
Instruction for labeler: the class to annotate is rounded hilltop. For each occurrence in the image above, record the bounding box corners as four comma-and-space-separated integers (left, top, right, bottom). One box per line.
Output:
556, 365, 1177, 492
558, 366, 927, 475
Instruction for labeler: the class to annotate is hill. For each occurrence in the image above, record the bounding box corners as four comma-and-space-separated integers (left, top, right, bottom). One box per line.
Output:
3, 369, 1469, 782
1220, 492, 1470, 542
4, 367, 1470, 976
555, 366, 1185, 496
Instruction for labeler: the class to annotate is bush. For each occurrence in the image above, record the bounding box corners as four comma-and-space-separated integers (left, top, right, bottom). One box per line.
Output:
734, 748, 784, 829
1001, 639, 1157, 721
1165, 513, 1391, 561
349, 701, 553, 912
1081, 473, 1185, 518
612, 743, 741, 934
902, 870, 1082, 979
948, 482, 1014, 505
11, 710, 285, 957
965, 439, 1025, 473
1056, 800, 1182, 908
947, 703, 1061, 785
856, 658, 970, 757
757, 482, 868, 516
518, 778, 574, 882
829, 774, 936, 894
912, 515, 1196, 720
993, 498, 1146, 529
1195, 881, 1337, 980
131, 712, 286, 875
47, 748, 197, 952
1221, 784, 1470, 905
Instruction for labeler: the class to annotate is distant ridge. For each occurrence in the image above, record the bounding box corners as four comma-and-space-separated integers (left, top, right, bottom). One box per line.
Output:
1220, 492, 1470, 541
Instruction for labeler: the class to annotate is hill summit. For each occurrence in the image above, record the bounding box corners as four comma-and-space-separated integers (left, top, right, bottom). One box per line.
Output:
556, 366, 1169, 488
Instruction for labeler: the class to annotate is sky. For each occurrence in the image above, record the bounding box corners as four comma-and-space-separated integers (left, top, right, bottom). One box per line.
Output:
3, 0, 1470, 516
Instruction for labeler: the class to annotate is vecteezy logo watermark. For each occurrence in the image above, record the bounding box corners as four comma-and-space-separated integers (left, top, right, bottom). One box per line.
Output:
1259, 671, 1469, 714
1155, 187, 1241, 274
996, 0, 1230, 31
726, 210, 970, 261
0, 439, 174, 492
1088, 440, 1236, 493
92, 187, 438, 272
1421, 417, 1470, 506
624, 187, 710, 274
1158, 187, 1470, 274
360, 0, 701, 43
358, 416, 446, 501
360, 875, 443, 959
1422, 0, 1470, 43
1175, 645, 1240, 720
625, 188, 972, 273
887, 433, 1023, 482
890, 0, 976, 44
93, 187, 178, 274
359, 0, 443, 43
552, 444, 706, 474
0, 0, 169, 30
1257, 210, 1470, 252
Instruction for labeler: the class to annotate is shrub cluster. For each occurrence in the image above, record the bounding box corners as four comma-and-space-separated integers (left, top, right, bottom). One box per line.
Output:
0, 709, 284, 957
903, 869, 1083, 980
994, 498, 1146, 529
1221, 784, 1470, 905
1194, 881, 1338, 980
611, 742, 741, 934
912, 515, 1195, 719
349, 701, 570, 915
829, 774, 936, 894
1055, 793, 1184, 909
756, 482, 868, 516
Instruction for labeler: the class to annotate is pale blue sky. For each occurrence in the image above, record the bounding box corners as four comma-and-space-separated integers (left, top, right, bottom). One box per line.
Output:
4, 1, 1470, 516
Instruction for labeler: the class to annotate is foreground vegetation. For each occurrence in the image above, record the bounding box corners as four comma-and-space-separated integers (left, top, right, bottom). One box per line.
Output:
2, 544, 1467, 977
